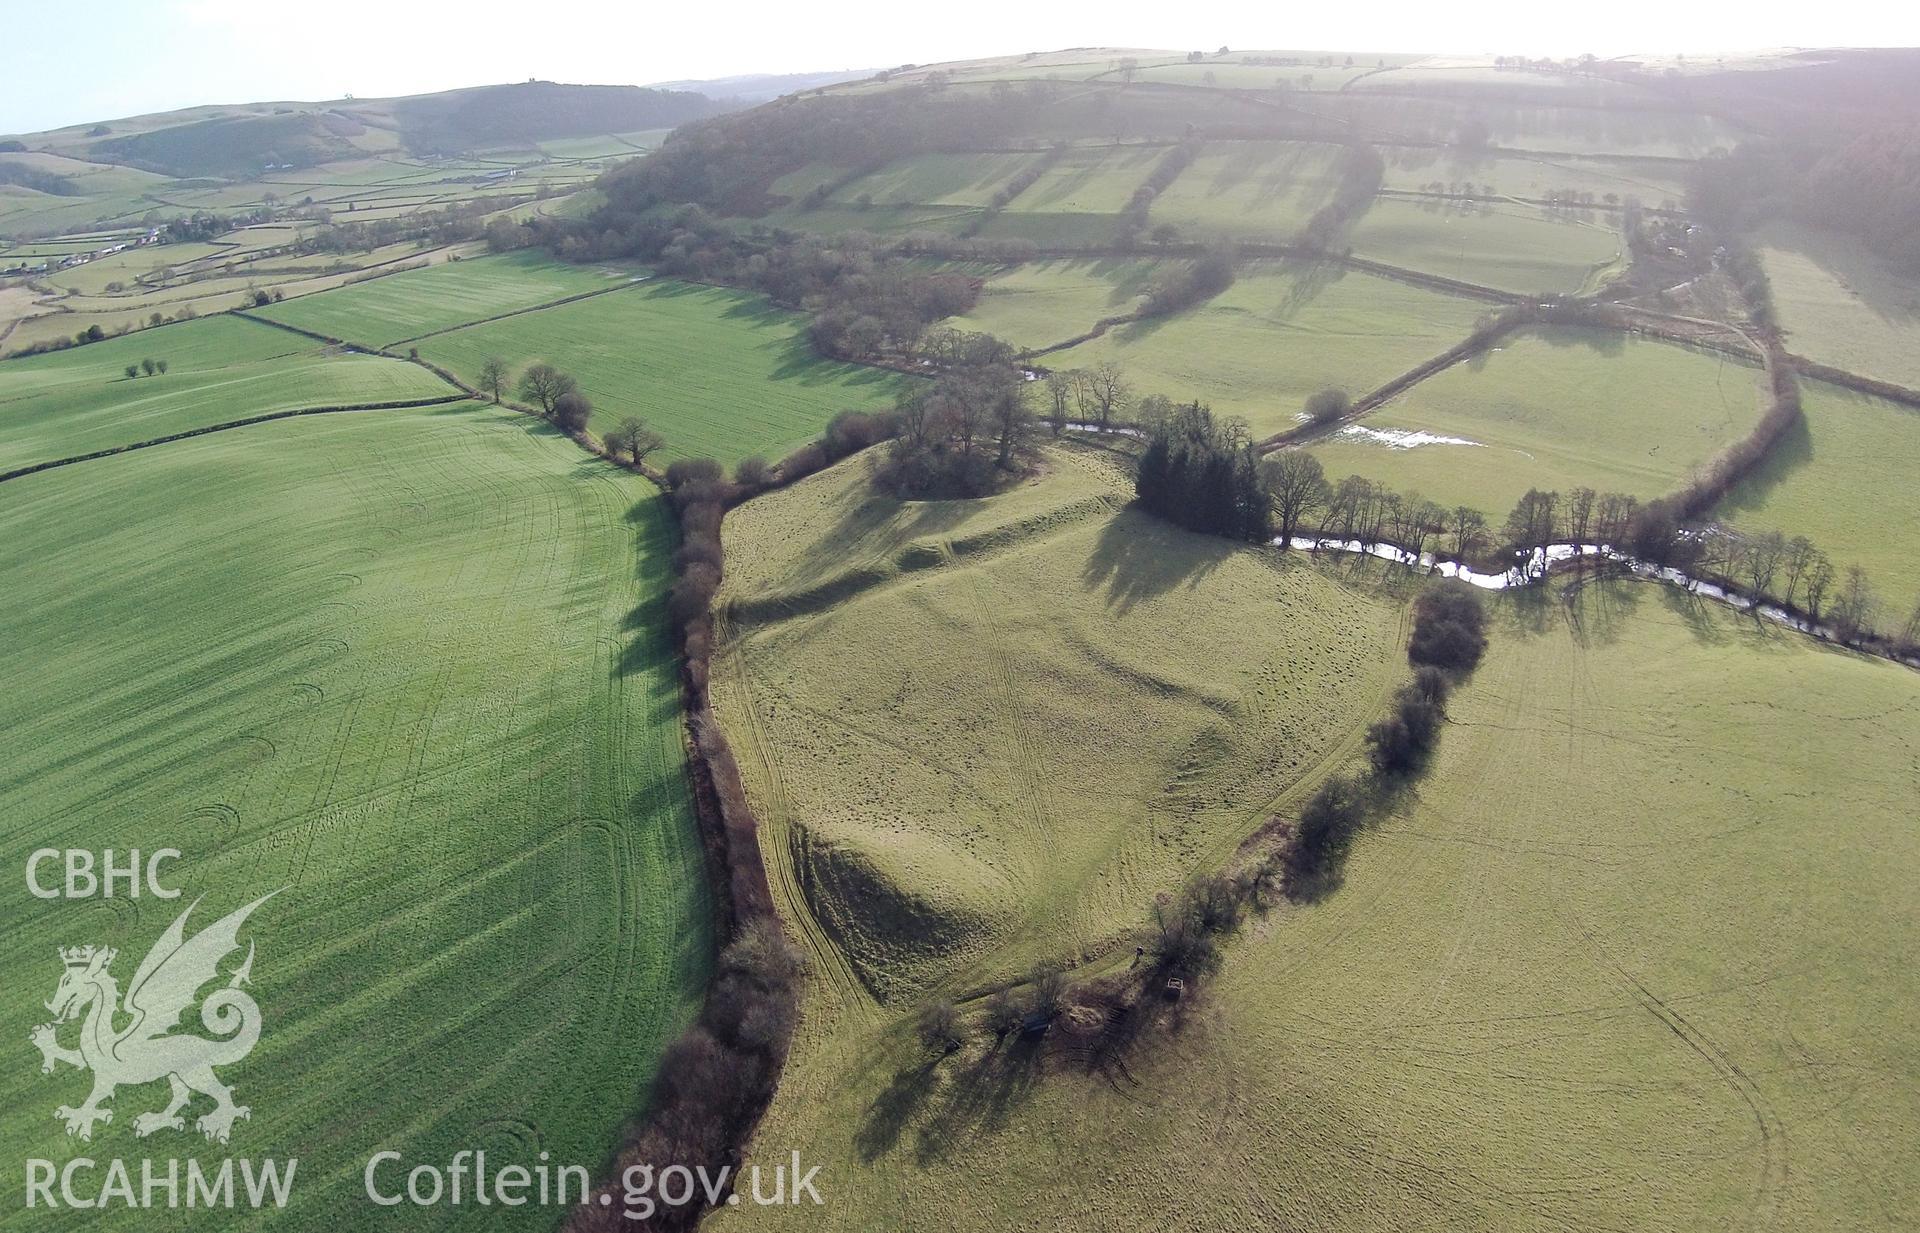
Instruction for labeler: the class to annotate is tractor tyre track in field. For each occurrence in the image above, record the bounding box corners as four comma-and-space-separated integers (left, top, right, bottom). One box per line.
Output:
1566, 910, 1789, 1232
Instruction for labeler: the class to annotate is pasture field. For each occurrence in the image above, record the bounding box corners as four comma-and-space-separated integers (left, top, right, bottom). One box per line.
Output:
1303, 92, 1746, 158
0, 404, 711, 1231
714, 573, 1920, 1232
998, 144, 1163, 215
1148, 141, 1345, 243
1305, 327, 1763, 517
1376, 145, 1690, 205
1041, 262, 1490, 435
711, 442, 1405, 1002
417, 278, 901, 463
1759, 223, 1920, 390
835, 151, 1048, 208
0, 315, 454, 471
255, 249, 643, 347
1345, 196, 1622, 294
950, 257, 1161, 349
1716, 380, 1920, 612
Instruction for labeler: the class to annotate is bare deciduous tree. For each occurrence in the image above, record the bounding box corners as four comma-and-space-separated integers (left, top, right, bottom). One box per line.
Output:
1261, 452, 1329, 546
517, 362, 575, 415
1086, 361, 1132, 429
478, 356, 509, 404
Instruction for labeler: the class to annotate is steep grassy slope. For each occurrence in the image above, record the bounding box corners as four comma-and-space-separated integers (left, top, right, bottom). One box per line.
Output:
712, 443, 1404, 1003
716, 574, 1920, 1232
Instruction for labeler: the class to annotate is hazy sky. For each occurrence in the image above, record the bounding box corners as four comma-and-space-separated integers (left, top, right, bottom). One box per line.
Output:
4, 0, 1918, 133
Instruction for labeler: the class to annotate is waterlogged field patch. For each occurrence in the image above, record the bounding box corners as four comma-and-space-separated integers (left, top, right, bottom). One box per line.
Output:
714, 576, 1920, 1233
0, 404, 710, 1231
1717, 380, 1920, 610
712, 442, 1402, 1002
254, 250, 641, 348
1306, 327, 1763, 515
0, 315, 453, 471
418, 278, 901, 463
1043, 263, 1489, 436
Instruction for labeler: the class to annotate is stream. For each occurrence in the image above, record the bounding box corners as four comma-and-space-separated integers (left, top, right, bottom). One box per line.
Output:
1282, 535, 1920, 671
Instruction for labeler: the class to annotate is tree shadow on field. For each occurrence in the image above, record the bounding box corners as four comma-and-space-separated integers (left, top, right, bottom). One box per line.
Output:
1539, 322, 1626, 357
854, 1056, 941, 1163
1710, 409, 1815, 518
1558, 564, 1646, 649
911, 1032, 1045, 1163
1081, 508, 1234, 615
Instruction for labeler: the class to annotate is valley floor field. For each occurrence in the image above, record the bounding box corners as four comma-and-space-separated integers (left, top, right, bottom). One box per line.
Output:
1036, 262, 1490, 437
253, 249, 646, 348
714, 571, 1920, 1232
1716, 379, 1920, 612
415, 277, 902, 464
0, 404, 710, 1232
1305, 326, 1764, 517
0, 315, 455, 471
1759, 223, 1920, 392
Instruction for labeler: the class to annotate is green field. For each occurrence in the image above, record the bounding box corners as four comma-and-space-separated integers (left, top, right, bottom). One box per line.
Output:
1717, 380, 1920, 614
1149, 141, 1344, 243
836, 151, 1048, 208
0, 404, 710, 1231
1760, 223, 1920, 391
1041, 262, 1490, 436
1346, 196, 1622, 294
255, 250, 644, 347
713, 443, 1404, 1001
1377, 145, 1690, 205
1000, 144, 1162, 215
417, 278, 902, 463
714, 571, 1920, 1232
951, 257, 1161, 349
1305, 327, 1763, 517
0, 315, 455, 471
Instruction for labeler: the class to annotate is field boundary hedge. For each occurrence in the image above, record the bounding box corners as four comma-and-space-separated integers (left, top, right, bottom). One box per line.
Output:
1789, 356, 1920, 410
0, 394, 467, 484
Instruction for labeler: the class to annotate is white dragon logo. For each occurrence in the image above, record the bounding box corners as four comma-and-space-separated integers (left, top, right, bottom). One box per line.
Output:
29, 892, 277, 1144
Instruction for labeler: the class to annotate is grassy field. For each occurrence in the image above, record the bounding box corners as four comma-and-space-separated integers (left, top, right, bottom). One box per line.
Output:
1377, 145, 1690, 205
1346, 197, 1622, 294
1149, 141, 1345, 243
714, 570, 1920, 1232
951, 258, 1161, 349
0, 315, 455, 471
999, 144, 1163, 215
255, 250, 644, 347
1041, 262, 1490, 436
712, 442, 1405, 1003
1760, 223, 1920, 391
835, 152, 1049, 208
1305, 327, 1764, 517
417, 278, 902, 464
0, 403, 711, 1231
1716, 379, 1920, 614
